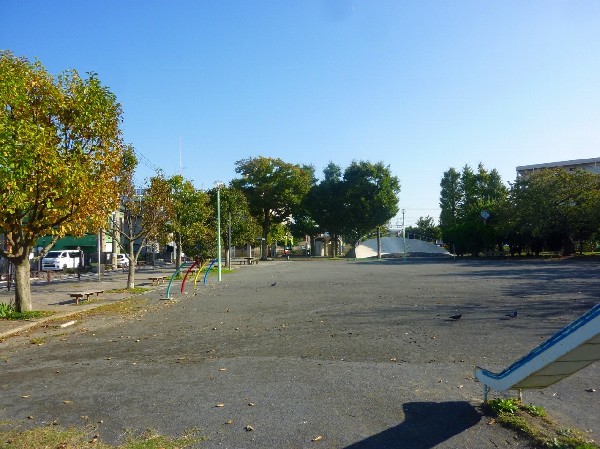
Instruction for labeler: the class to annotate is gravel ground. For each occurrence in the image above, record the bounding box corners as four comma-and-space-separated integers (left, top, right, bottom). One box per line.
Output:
0, 258, 598, 448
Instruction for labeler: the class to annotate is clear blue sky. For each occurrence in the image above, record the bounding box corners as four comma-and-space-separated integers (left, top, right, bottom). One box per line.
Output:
3, 1, 599, 227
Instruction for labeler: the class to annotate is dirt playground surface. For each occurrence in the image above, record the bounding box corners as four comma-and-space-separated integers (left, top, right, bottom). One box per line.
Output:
0, 258, 598, 448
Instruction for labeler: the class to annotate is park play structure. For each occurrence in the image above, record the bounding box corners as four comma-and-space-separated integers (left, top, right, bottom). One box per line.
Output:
476, 304, 600, 401
163, 259, 218, 300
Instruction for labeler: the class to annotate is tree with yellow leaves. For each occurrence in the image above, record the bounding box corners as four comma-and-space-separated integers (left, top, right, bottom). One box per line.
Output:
0, 51, 130, 311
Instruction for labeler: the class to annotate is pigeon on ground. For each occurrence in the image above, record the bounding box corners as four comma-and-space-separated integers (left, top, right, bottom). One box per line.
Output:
505, 310, 518, 318
449, 314, 462, 320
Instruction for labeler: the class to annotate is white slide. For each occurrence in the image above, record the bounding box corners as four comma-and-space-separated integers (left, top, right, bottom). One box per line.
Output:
475, 304, 600, 401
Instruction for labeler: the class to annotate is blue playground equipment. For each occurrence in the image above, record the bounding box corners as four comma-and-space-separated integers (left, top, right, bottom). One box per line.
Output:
476, 304, 600, 401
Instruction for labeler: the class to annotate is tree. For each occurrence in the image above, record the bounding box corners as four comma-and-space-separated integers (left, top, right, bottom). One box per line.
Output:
439, 168, 461, 230
509, 168, 600, 256
439, 163, 508, 256
304, 162, 347, 256
341, 161, 401, 250
0, 52, 128, 311
109, 173, 174, 288
231, 156, 314, 260
408, 216, 441, 242
207, 185, 260, 263
167, 175, 211, 266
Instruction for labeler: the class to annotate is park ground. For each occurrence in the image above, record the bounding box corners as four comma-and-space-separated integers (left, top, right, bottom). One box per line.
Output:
0, 258, 598, 448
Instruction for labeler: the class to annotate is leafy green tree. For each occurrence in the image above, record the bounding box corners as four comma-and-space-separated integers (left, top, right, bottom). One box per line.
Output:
439, 164, 508, 255
0, 52, 128, 311
167, 175, 211, 266
304, 162, 347, 256
509, 168, 600, 255
206, 186, 261, 262
232, 156, 314, 260
439, 167, 461, 230
289, 203, 321, 241
341, 161, 401, 249
408, 216, 441, 242
267, 222, 289, 256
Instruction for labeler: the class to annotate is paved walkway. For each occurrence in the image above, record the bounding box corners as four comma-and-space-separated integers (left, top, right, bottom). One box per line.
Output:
1, 259, 598, 448
0, 265, 177, 339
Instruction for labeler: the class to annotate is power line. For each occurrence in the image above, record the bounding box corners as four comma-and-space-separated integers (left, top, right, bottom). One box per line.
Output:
132, 148, 160, 173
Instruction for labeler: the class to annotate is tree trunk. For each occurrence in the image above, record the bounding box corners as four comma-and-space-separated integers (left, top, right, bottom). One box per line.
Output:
127, 240, 136, 289
377, 227, 382, 259
175, 232, 182, 268
562, 236, 575, 256
14, 256, 33, 312
261, 209, 270, 261
261, 226, 268, 260
332, 233, 339, 257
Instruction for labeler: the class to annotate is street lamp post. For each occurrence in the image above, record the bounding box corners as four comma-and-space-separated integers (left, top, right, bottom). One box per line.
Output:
216, 182, 223, 282
402, 209, 407, 261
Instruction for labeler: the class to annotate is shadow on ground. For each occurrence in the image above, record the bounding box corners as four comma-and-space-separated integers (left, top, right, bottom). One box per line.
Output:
344, 401, 481, 449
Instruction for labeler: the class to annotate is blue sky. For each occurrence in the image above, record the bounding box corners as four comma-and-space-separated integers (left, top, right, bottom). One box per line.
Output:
3, 1, 600, 227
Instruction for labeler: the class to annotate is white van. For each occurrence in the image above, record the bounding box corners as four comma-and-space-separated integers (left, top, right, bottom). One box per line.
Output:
41, 250, 82, 271
116, 254, 130, 268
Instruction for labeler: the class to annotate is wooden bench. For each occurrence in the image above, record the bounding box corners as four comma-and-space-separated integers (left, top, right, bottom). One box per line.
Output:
231, 258, 259, 265
148, 276, 167, 285
69, 290, 104, 305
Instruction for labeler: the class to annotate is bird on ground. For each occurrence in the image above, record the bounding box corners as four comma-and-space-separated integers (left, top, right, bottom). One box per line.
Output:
505, 310, 518, 318
270, 282, 277, 287
449, 314, 462, 320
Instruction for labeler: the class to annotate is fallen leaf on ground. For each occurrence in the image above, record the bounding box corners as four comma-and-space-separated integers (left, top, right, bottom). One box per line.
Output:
312, 435, 323, 442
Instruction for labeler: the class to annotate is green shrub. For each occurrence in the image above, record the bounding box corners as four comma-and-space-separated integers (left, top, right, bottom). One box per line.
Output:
487, 397, 519, 415
0, 302, 52, 320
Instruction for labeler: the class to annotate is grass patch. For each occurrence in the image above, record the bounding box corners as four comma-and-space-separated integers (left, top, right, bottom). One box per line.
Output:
485, 398, 597, 449
203, 268, 234, 276
0, 424, 202, 448
82, 297, 149, 316
0, 302, 54, 321
106, 287, 149, 294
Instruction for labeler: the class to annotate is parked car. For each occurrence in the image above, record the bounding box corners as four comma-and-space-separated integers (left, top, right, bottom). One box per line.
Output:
116, 254, 130, 268
41, 250, 82, 271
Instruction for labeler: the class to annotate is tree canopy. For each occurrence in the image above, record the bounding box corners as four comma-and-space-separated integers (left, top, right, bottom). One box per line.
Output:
0, 51, 129, 311
508, 168, 600, 255
231, 156, 314, 260
340, 161, 401, 247
439, 163, 508, 256
168, 175, 211, 264
110, 172, 174, 288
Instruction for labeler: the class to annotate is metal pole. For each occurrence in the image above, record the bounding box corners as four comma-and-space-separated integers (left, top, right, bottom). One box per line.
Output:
402, 209, 406, 261
217, 185, 222, 282
228, 211, 232, 270
97, 228, 102, 281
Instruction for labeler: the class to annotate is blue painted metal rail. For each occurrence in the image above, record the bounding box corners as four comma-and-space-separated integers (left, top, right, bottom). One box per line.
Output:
475, 304, 600, 401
